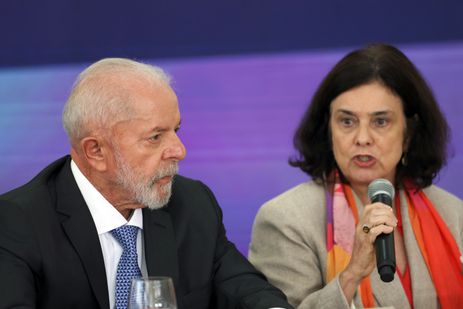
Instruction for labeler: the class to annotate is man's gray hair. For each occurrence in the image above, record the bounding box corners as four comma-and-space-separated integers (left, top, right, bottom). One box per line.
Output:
62, 58, 171, 143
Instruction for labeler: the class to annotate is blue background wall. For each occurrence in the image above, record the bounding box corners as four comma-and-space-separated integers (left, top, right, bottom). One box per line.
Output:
1, 1, 462, 254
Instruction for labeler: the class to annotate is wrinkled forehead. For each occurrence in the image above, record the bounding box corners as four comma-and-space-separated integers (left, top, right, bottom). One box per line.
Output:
128, 82, 178, 112
114, 82, 180, 127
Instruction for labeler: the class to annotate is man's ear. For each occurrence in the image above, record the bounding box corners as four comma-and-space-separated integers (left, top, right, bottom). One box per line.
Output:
80, 136, 109, 172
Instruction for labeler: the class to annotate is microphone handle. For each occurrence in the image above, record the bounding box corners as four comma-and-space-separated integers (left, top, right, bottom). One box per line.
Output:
372, 194, 396, 282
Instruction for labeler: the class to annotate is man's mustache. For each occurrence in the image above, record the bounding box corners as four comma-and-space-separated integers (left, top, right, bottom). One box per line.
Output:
148, 163, 179, 186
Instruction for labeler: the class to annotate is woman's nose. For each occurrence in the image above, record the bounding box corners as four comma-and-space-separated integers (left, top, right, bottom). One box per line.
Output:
355, 124, 373, 146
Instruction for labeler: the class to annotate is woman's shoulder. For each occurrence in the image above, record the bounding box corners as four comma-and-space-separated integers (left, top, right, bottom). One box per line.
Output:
421, 185, 463, 225
258, 180, 326, 217
253, 180, 327, 243
423, 185, 463, 208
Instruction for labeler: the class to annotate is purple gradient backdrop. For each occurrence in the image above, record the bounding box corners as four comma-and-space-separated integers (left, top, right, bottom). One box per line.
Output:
1, 42, 462, 254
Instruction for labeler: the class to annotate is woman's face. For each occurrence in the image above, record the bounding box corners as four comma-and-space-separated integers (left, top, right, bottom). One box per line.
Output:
329, 82, 407, 191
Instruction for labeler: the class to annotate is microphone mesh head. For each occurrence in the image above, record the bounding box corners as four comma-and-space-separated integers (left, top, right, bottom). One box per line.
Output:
367, 178, 395, 200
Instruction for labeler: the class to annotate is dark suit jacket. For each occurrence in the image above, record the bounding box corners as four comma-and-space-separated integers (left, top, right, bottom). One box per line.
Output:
0, 156, 292, 309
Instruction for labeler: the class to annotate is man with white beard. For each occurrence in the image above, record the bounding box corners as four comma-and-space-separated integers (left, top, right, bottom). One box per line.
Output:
0, 58, 293, 309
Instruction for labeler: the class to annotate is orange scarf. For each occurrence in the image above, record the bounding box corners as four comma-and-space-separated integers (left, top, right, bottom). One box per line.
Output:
326, 177, 463, 308
404, 181, 463, 308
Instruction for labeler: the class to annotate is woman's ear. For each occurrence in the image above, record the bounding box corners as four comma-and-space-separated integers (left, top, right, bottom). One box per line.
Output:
404, 113, 419, 151
403, 136, 411, 153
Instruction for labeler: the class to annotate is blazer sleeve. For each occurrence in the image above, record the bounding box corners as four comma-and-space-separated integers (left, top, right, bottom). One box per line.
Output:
248, 188, 352, 309
0, 200, 39, 308
199, 182, 294, 309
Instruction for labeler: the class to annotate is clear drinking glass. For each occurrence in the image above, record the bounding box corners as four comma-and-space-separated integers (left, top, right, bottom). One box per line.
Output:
129, 277, 178, 309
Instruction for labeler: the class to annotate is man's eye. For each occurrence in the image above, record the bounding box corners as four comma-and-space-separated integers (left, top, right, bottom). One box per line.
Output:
150, 134, 161, 141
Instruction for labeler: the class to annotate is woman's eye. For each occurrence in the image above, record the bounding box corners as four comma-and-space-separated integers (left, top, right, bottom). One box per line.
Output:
340, 118, 354, 127
374, 118, 389, 127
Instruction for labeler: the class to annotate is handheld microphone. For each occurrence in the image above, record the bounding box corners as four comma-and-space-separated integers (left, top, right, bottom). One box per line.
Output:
367, 179, 396, 282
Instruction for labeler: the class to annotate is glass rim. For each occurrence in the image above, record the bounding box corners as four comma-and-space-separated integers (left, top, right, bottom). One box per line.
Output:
132, 276, 173, 282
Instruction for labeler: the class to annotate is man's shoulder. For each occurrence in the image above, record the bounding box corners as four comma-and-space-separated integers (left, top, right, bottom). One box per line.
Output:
171, 174, 201, 188
167, 175, 219, 214
0, 156, 70, 206
171, 175, 213, 197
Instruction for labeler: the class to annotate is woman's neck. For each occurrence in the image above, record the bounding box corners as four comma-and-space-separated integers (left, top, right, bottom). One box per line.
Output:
350, 184, 369, 205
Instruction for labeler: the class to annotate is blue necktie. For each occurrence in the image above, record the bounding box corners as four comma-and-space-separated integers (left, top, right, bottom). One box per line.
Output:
111, 225, 142, 309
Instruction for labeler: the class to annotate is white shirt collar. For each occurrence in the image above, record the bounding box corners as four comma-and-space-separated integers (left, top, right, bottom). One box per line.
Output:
70, 160, 143, 234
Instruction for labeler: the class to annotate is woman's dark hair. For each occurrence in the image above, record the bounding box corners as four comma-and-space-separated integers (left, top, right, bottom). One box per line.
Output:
290, 43, 449, 188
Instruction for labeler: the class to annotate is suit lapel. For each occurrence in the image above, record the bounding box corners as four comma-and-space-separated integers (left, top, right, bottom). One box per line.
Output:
54, 160, 110, 309
142, 208, 179, 288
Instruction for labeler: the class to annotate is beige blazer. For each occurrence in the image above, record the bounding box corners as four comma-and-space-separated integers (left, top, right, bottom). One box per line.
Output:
249, 181, 463, 309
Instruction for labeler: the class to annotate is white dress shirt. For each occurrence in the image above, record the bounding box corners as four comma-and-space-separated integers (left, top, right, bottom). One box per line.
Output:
71, 160, 147, 309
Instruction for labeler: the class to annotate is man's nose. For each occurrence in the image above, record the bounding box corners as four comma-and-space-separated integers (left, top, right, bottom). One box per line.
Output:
164, 134, 187, 161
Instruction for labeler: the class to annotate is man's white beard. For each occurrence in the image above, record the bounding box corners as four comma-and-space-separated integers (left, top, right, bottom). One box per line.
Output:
114, 151, 178, 210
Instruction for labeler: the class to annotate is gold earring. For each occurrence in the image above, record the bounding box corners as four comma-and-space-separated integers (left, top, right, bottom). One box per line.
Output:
401, 153, 407, 166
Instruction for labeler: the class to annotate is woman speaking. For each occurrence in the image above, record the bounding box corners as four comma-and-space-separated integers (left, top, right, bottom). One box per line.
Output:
249, 44, 463, 308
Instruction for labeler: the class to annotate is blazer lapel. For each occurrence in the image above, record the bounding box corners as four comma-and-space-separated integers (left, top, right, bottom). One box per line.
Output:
400, 191, 438, 309
142, 208, 179, 288
54, 161, 110, 309
369, 265, 409, 309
